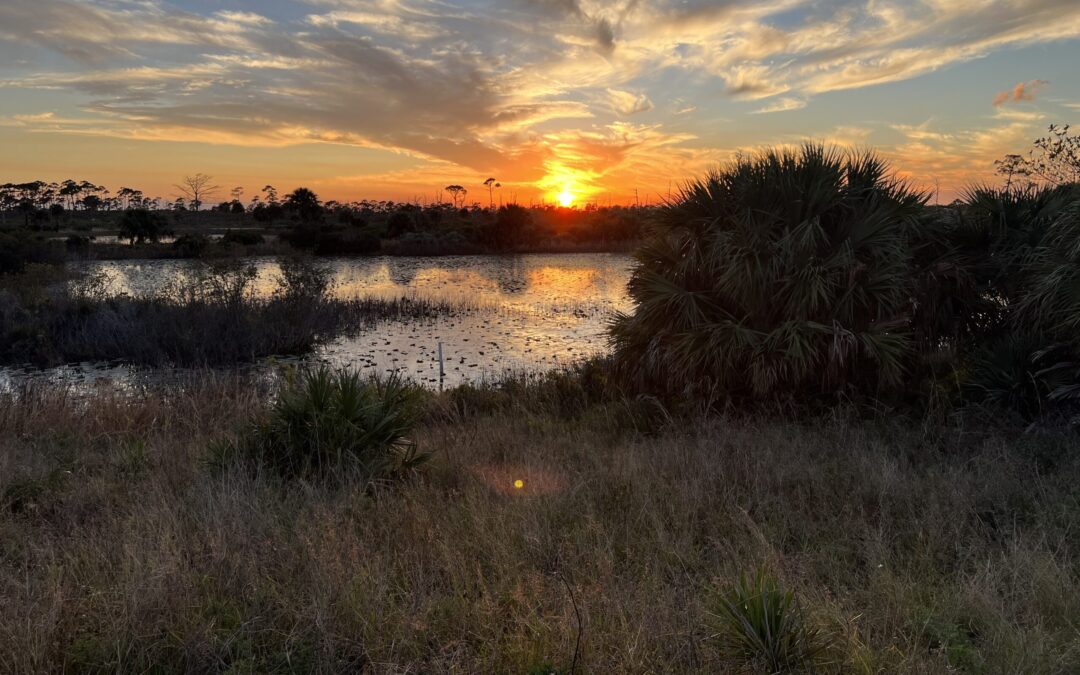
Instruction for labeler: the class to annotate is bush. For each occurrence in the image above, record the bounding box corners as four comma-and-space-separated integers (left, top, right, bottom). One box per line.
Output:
0, 231, 64, 275
217, 367, 427, 481
171, 233, 210, 258
221, 229, 265, 246
913, 184, 1080, 421
611, 145, 924, 402
709, 570, 833, 673
118, 208, 167, 245
386, 210, 413, 238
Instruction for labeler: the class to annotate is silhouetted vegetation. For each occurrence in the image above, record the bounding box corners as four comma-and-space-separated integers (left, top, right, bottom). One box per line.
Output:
0, 259, 451, 367
1, 177, 650, 264
611, 143, 1080, 426
118, 208, 168, 245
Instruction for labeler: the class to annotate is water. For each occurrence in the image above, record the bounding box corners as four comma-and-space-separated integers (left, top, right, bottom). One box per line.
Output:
3, 254, 634, 389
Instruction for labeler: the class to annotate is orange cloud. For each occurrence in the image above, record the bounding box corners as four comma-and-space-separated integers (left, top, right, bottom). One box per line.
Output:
993, 79, 1049, 107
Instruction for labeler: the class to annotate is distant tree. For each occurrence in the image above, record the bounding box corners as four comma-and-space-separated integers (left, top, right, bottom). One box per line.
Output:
81, 194, 103, 212
995, 154, 1031, 191
230, 186, 244, 203
174, 173, 221, 223
445, 185, 467, 209
262, 185, 279, 205
118, 208, 166, 245
284, 187, 323, 224
59, 179, 81, 210
74, 181, 107, 210
483, 177, 501, 208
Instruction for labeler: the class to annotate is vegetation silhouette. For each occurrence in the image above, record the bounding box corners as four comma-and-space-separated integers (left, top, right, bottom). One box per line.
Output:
611, 142, 1080, 424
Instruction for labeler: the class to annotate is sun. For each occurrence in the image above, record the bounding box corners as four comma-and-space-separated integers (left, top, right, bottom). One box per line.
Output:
557, 190, 575, 207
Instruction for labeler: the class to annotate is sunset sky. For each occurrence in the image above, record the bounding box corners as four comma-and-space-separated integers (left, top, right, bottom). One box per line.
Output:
1, 0, 1079, 206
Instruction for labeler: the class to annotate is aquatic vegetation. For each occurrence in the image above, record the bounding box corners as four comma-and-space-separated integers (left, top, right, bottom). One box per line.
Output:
0, 258, 460, 368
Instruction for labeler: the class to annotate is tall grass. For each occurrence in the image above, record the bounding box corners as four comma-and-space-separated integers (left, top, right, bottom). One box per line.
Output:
1, 373, 1078, 672
0, 258, 455, 367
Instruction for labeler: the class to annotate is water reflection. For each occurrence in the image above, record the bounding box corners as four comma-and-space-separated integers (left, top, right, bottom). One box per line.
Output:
5, 254, 634, 390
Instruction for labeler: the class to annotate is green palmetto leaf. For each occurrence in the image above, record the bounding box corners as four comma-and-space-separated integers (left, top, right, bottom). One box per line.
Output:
612, 144, 921, 400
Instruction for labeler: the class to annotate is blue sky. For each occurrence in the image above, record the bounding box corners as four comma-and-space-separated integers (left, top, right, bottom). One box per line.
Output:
1, 0, 1078, 204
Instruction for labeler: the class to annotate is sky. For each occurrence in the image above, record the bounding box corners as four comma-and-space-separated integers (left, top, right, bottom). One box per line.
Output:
1, 0, 1079, 206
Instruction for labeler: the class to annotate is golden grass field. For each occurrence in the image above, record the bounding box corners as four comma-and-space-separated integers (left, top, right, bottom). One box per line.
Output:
2, 373, 1078, 673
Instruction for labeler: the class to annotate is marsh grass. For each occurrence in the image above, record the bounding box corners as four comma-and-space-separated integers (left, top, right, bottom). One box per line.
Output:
1, 373, 1078, 672
0, 259, 460, 367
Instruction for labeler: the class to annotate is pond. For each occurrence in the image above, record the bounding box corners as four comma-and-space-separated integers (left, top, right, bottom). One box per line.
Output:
3, 253, 635, 389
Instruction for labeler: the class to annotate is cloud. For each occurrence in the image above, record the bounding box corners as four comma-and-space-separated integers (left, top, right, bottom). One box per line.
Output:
606, 89, 653, 115
884, 119, 1040, 199
753, 97, 806, 114
1, 0, 1079, 201
993, 79, 1049, 107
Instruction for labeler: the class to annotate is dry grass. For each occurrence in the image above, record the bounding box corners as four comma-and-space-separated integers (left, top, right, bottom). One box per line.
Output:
1, 376, 1078, 673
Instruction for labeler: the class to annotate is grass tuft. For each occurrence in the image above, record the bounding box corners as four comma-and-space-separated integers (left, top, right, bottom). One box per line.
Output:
214, 366, 428, 482
709, 569, 834, 673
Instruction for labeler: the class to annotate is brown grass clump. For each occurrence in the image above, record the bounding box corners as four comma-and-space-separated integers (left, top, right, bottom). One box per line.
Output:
1, 375, 1078, 673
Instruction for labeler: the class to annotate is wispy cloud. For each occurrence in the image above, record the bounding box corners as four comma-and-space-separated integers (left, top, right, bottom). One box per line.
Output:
0, 0, 1078, 200
606, 89, 654, 116
993, 79, 1049, 107
753, 97, 806, 114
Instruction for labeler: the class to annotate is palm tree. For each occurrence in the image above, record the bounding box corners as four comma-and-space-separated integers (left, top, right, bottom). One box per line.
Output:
610, 144, 926, 401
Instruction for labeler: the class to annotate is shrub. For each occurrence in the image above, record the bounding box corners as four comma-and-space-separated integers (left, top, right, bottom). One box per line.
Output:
220, 229, 265, 246
171, 233, 210, 258
118, 208, 167, 245
709, 570, 833, 673
611, 145, 924, 402
217, 367, 427, 481
0, 231, 64, 275
914, 185, 1080, 420
386, 210, 413, 238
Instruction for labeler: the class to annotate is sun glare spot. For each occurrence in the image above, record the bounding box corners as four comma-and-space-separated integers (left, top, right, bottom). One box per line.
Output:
557, 190, 575, 207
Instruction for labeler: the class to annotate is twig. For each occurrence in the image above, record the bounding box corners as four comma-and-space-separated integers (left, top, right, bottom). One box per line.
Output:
554, 567, 582, 675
